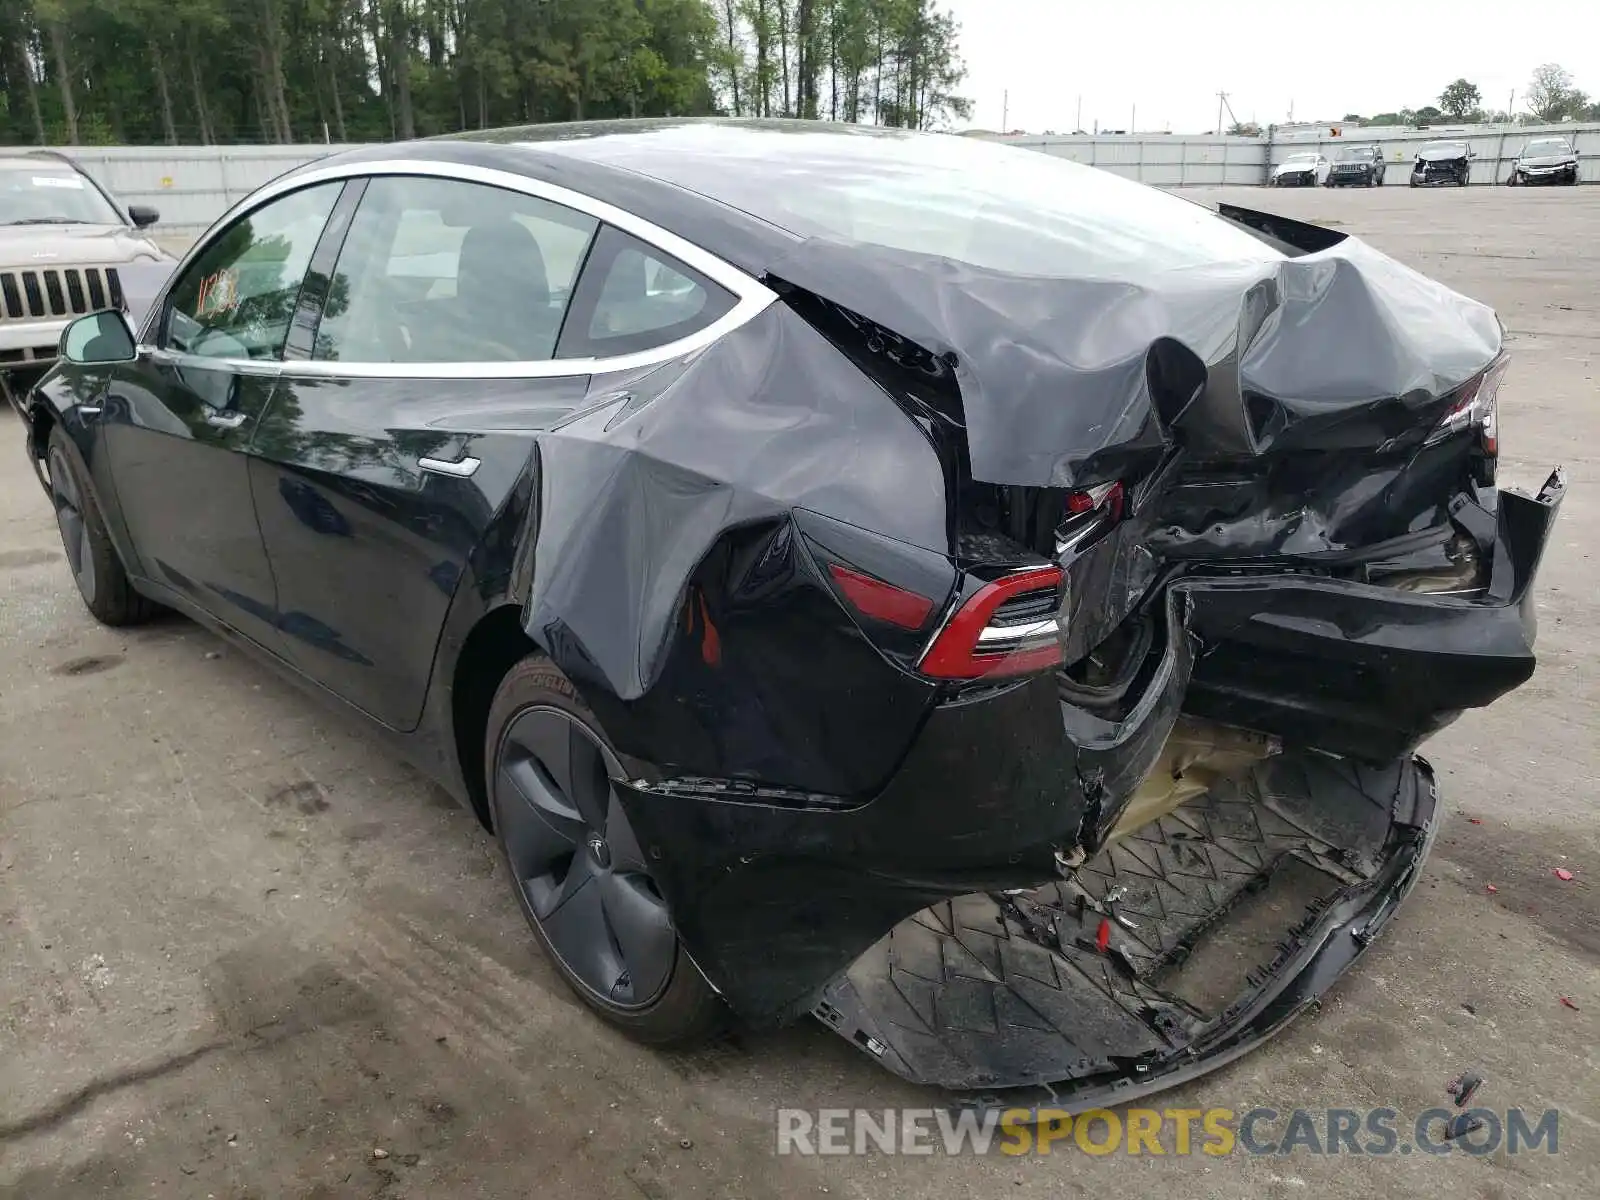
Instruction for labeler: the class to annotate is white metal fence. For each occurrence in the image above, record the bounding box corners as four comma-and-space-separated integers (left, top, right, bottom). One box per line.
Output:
990, 135, 1270, 187
6, 121, 1596, 238
1001, 121, 1600, 188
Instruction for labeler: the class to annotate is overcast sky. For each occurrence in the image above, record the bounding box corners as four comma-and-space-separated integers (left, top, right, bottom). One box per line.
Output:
946, 0, 1599, 133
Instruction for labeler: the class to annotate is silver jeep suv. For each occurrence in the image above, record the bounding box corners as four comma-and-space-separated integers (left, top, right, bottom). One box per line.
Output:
1, 151, 168, 400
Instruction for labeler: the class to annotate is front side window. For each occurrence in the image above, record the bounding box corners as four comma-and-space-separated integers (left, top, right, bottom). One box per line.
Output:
163, 182, 342, 360
312, 176, 598, 364
557, 226, 734, 359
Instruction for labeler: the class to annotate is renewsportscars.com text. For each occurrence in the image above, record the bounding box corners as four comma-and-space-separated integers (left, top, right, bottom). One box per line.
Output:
775, 1106, 1560, 1157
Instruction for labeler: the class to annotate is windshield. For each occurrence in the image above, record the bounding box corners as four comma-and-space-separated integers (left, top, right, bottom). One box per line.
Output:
0, 167, 122, 225
1337, 146, 1376, 161
1284, 154, 1319, 165
1422, 142, 1467, 156
1523, 139, 1570, 156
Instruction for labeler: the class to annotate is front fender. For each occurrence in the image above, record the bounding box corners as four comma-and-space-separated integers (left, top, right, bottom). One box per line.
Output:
25, 369, 137, 566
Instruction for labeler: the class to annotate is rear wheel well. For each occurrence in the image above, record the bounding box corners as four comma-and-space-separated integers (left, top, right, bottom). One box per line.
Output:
451, 604, 539, 829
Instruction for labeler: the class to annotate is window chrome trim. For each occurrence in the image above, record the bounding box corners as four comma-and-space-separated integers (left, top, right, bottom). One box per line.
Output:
141, 158, 778, 379
143, 346, 285, 377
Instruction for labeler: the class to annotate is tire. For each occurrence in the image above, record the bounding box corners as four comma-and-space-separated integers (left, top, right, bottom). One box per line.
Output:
485, 655, 725, 1046
46, 424, 161, 626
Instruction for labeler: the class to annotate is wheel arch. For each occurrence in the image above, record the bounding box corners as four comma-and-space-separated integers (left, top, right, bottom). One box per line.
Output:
449, 601, 540, 830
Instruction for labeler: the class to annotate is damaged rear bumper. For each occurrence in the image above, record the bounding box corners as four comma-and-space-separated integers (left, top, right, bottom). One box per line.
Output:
1184, 470, 1555, 761
1181, 469, 1564, 760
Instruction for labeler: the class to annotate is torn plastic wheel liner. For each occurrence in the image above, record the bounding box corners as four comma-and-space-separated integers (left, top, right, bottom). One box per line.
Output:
386, 122, 1562, 1096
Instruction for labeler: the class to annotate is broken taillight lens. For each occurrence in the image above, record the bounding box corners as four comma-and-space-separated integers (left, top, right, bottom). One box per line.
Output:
918, 565, 1065, 680
1426, 354, 1508, 455
1055, 480, 1125, 557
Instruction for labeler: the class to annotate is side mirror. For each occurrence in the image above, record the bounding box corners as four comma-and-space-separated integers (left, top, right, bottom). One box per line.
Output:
60, 311, 137, 365
126, 204, 160, 228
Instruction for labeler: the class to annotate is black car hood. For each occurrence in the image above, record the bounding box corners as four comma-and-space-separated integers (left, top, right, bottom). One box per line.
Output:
762, 205, 1501, 489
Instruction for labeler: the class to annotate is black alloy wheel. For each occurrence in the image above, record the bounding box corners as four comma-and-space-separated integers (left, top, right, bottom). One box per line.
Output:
497, 704, 674, 1007
45, 425, 159, 625
485, 658, 723, 1044
49, 441, 96, 607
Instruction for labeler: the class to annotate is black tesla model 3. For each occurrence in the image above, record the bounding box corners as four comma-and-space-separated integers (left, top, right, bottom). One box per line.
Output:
14, 119, 1563, 1105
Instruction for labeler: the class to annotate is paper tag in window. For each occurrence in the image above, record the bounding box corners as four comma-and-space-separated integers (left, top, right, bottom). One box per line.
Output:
33, 175, 85, 189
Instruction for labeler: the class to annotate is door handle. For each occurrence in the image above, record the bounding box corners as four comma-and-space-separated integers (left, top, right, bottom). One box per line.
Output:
205, 409, 249, 430
418, 454, 481, 478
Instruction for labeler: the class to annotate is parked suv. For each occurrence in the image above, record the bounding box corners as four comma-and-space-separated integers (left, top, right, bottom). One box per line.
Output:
1506, 137, 1579, 186
0, 151, 166, 405
1327, 143, 1386, 186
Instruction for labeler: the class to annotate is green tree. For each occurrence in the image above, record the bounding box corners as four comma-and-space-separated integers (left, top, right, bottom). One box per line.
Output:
0, 0, 969, 145
1438, 78, 1480, 120
1527, 63, 1581, 123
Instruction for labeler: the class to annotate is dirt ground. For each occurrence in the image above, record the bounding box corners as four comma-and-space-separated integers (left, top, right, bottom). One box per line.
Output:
2, 185, 1597, 1199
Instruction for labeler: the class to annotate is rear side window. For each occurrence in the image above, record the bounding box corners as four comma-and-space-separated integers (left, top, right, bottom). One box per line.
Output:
312, 176, 598, 363
163, 182, 342, 360
556, 226, 734, 359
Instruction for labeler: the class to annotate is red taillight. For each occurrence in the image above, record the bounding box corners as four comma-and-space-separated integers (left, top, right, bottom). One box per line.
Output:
1065, 481, 1123, 519
1427, 355, 1508, 454
827, 563, 936, 630
918, 565, 1065, 680
1057, 480, 1125, 556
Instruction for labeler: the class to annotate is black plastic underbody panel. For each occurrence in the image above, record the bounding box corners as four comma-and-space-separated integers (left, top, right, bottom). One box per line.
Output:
815, 752, 1435, 1098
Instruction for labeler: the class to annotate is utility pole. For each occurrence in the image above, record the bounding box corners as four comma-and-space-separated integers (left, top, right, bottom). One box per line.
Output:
1001, 89, 1008, 131
1217, 91, 1228, 134
1076, 95, 1082, 132
1131, 103, 1136, 132
1508, 89, 1515, 122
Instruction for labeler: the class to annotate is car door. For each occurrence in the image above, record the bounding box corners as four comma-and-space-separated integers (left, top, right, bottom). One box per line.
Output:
249, 171, 745, 731
237, 174, 643, 728
96, 180, 345, 649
